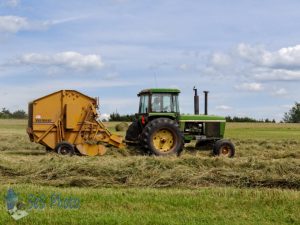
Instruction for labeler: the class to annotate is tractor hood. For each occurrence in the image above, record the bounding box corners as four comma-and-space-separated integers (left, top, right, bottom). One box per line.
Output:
179, 115, 226, 122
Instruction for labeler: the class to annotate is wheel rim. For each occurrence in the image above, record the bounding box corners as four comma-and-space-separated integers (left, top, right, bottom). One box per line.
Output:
152, 129, 175, 152
58, 145, 70, 155
220, 145, 231, 156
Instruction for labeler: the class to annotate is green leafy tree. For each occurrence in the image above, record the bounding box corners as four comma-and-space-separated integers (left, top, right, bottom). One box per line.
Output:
0, 108, 12, 119
283, 102, 300, 123
0, 108, 27, 119
12, 110, 27, 119
225, 116, 275, 123
109, 113, 135, 122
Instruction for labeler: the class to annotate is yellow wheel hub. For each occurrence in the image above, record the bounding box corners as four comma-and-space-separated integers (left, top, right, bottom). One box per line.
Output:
152, 129, 175, 152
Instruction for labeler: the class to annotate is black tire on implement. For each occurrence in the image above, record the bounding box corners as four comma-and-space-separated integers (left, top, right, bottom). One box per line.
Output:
55, 141, 75, 156
213, 139, 235, 158
141, 118, 184, 156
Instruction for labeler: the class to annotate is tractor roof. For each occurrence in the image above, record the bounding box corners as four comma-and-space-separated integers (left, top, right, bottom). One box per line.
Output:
138, 88, 180, 96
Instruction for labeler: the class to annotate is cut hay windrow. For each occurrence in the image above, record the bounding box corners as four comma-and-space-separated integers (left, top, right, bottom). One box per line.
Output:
0, 120, 300, 189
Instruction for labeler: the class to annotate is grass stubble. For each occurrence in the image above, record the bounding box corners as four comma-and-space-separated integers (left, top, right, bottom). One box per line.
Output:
0, 120, 299, 224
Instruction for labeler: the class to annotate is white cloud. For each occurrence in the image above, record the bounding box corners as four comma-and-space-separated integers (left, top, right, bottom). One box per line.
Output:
266, 45, 300, 68
0, 16, 28, 33
281, 104, 293, 109
272, 88, 287, 96
2, 0, 20, 7
12, 52, 104, 71
216, 105, 232, 110
237, 43, 300, 69
0, 15, 84, 34
210, 52, 232, 67
0, 84, 138, 113
235, 82, 263, 91
103, 72, 120, 80
60, 80, 134, 88
236, 43, 265, 63
234, 43, 300, 81
42, 16, 87, 27
253, 68, 300, 81
179, 63, 189, 70
99, 113, 110, 121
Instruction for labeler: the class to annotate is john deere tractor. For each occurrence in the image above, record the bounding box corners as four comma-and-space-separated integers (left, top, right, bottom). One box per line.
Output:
125, 88, 235, 157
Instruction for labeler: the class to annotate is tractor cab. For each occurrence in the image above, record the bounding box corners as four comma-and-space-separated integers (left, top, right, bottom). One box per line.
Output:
138, 88, 180, 115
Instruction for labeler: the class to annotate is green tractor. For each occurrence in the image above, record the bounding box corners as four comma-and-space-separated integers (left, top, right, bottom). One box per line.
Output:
125, 88, 235, 157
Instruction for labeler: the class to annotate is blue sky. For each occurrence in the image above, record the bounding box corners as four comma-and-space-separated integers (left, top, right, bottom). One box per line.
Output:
1, 0, 300, 121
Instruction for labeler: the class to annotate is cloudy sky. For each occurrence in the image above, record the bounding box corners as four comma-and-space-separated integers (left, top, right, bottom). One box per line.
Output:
1, 0, 300, 121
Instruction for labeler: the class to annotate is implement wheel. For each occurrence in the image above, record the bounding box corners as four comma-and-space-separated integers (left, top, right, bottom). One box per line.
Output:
55, 141, 75, 156
141, 118, 183, 156
213, 139, 235, 158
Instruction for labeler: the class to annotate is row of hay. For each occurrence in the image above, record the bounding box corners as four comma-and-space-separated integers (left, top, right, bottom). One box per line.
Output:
1, 149, 299, 189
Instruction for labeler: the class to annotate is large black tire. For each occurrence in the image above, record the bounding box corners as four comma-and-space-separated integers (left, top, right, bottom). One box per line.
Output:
55, 141, 75, 156
125, 121, 141, 143
213, 139, 235, 158
141, 118, 184, 156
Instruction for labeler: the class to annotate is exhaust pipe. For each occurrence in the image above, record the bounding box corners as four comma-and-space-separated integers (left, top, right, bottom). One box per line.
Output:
193, 87, 199, 115
203, 91, 209, 115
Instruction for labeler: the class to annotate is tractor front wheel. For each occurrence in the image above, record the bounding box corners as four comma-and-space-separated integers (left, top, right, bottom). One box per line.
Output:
213, 139, 235, 158
55, 141, 75, 156
141, 118, 183, 156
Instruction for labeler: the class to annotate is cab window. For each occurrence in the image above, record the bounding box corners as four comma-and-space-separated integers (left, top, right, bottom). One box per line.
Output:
139, 95, 149, 113
151, 94, 178, 113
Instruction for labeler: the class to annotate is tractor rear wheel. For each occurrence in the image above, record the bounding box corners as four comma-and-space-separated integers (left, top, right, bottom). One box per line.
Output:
213, 139, 235, 158
125, 121, 141, 143
55, 141, 75, 156
141, 118, 183, 156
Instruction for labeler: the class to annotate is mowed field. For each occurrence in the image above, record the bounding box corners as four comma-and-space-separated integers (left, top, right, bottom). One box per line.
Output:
0, 119, 299, 225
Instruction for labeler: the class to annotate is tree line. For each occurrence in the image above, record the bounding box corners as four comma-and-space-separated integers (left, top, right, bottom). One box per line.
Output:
108, 113, 277, 123
1, 102, 300, 122
0, 108, 28, 119
108, 102, 300, 123
225, 116, 276, 123
108, 113, 135, 122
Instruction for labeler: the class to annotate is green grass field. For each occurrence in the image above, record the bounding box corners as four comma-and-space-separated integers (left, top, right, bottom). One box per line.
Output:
0, 120, 299, 224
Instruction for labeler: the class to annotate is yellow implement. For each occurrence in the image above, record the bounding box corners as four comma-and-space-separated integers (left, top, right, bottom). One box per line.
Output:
27, 90, 124, 156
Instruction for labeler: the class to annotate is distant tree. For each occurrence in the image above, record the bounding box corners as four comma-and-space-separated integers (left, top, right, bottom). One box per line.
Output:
109, 112, 121, 121
12, 110, 27, 119
225, 116, 274, 123
109, 113, 135, 122
283, 102, 300, 123
0, 108, 12, 119
0, 108, 27, 119
225, 116, 258, 122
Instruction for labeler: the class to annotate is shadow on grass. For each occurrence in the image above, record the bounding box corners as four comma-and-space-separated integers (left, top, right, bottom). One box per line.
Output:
184, 141, 214, 155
